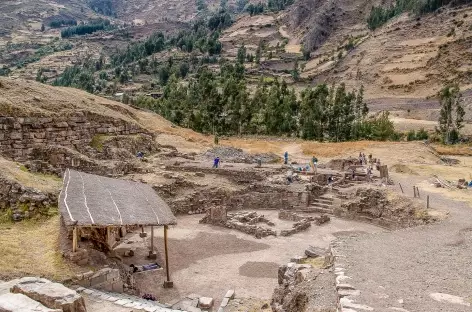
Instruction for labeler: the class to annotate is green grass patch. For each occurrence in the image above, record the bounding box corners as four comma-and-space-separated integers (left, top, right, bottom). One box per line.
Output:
300, 256, 326, 268
90, 134, 108, 152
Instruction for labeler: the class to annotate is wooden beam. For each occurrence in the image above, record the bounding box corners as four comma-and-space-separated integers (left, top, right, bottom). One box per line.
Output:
72, 227, 78, 253
163, 225, 173, 288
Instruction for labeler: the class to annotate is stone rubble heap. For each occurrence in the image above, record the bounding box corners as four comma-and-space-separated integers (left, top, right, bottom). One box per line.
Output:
280, 219, 311, 237
200, 209, 277, 239
278, 211, 330, 237
225, 211, 277, 239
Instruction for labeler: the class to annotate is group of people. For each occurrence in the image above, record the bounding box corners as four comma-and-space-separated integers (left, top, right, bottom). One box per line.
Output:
358, 152, 368, 165
285, 152, 319, 184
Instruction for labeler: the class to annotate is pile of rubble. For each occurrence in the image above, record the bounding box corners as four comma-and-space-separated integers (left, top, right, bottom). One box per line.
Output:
280, 219, 311, 237
226, 211, 277, 239
335, 187, 433, 228
278, 211, 330, 237
200, 208, 277, 239
203, 146, 279, 164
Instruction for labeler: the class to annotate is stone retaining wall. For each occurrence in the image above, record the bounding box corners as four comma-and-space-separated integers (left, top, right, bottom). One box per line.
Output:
0, 112, 146, 162
75, 268, 123, 293
0, 176, 57, 221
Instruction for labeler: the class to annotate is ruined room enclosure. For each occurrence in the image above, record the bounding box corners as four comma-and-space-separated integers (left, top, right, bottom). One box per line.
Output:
44, 139, 438, 312
77, 153, 435, 311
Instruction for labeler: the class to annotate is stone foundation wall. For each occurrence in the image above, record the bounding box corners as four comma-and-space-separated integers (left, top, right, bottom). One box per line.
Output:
75, 268, 123, 293
0, 113, 146, 162
166, 184, 310, 216
280, 219, 311, 237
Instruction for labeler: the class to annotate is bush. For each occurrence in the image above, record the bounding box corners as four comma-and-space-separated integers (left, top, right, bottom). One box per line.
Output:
407, 129, 416, 141
416, 128, 429, 140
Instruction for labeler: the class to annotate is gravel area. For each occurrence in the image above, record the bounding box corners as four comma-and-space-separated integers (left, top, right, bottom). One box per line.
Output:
203, 146, 279, 163
335, 174, 472, 312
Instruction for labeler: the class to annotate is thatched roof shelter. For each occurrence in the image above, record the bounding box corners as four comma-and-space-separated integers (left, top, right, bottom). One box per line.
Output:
59, 169, 176, 227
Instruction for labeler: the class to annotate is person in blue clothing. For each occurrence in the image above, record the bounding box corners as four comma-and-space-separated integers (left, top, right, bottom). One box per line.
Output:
284, 151, 288, 164
213, 157, 220, 168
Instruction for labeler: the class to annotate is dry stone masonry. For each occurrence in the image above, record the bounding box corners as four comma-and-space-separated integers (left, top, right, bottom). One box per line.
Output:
0, 114, 145, 161
75, 268, 123, 293
0, 175, 57, 221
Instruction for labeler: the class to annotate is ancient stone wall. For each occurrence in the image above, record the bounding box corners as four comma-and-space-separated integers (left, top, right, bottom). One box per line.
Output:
0, 175, 57, 221
334, 187, 433, 228
75, 268, 123, 293
0, 112, 146, 162
166, 184, 310, 215
227, 187, 309, 211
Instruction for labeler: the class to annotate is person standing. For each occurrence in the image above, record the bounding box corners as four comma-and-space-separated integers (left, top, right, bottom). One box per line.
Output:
213, 157, 220, 168
312, 156, 318, 174
284, 151, 289, 165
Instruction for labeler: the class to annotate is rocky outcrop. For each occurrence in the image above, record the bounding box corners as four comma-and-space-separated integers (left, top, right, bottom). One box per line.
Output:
0, 175, 56, 221
10, 277, 86, 312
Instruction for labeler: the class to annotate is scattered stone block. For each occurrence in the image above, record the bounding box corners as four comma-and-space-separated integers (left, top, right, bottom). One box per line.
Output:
224, 290, 235, 299
10, 277, 86, 312
198, 297, 214, 309
305, 246, 326, 258
338, 289, 360, 297
220, 297, 229, 307
0, 293, 61, 312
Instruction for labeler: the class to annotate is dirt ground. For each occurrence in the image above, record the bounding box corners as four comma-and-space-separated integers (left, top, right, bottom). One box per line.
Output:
129, 211, 382, 306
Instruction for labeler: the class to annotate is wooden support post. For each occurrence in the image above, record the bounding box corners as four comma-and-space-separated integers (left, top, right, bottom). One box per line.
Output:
399, 183, 404, 194
427, 195, 430, 209
72, 227, 78, 253
148, 226, 157, 259
416, 186, 420, 198
151, 226, 154, 253
163, 225, 173, 288
413, 186, 416, 198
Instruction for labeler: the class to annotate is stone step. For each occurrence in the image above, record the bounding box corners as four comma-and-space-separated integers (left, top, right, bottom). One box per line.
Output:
312, 198, 333, 205
310, 202, 332, 209
77, 287, 175, 311
301, 207, 334, 214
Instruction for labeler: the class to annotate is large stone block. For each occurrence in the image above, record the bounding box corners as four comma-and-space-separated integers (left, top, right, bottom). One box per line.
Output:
11, 277, 86, 312
0, 293, 61, 312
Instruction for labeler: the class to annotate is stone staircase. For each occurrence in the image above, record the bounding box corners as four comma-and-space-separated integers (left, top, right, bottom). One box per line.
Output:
76, 287, 183, 312
300, 194, 335, 214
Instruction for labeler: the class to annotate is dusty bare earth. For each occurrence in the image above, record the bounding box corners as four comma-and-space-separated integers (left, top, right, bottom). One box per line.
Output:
129, 211, 382, 306
334, 173, 472, 312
